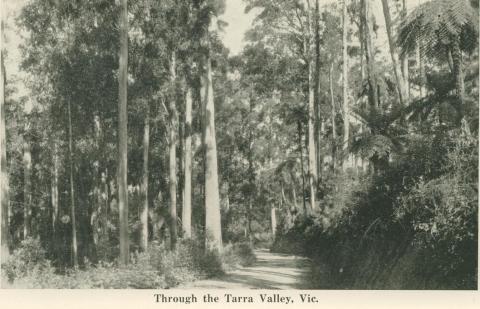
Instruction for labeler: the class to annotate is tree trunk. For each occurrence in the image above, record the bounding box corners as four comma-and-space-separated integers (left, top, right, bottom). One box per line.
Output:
281, 183, 287, 206
307, 0, 317, 211
51, 142, 59, 233
401, 0, 410, 101
168, 51, 178, 250
182, 86, 192, 238
117, 0, 129, 266
271, 207, 276, 237
23, 137, 32, 239
329, 64, 337, 172
416, 44, 426, 98
178, 108, 184, 233
67, 99, 78, 268
140, 106, 149, 251
316, 103, 322, 176
314, 0, 322, 181
451, 39, 464, 107
1, 22, 10, 260
360, 19, 365, 84
297, 121, 307, 216
381, 0, 407, 106
203, 19, 222, 252
292, 186, 298, 211
357, 15, 368, 173
361, 0, 378, 108
101, 169, 108, 247
92, 114, 102, 248
225, 182, 230, 212
342, 0, 350, 172
247, 201, 253, 244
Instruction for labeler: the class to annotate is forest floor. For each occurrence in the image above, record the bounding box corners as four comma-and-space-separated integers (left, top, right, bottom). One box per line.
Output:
180, 248, 312, 289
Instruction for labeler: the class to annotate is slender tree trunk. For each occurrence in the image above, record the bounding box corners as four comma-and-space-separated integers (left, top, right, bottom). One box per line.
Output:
203, 19, 222, 252
101, 169, 108, 246
361, 0, 378, 108
281, 183, 287, 206
224, 182, 230, 212
271, 207, 276, 237
297, 121, 307, 216
169, 52, 178, 250
182, 86, 192, 238
117, 0, 129, 265
1, 15, 10, 260
451, 39, 465, 107
314, 0, 322, 180
178, 111, 184, 230
246, 98, 256, 245
199, 70, 207, 208
401, 0, 410, 100
357, 17, 368, 172
416, 44, 426, 97
140, 106, 149, 251
92, 114, 102, 248
381, 0, 407, 106
342, 0, 350, 172
292, 186, 298, 211
67, 99, 78, 268
307, 0, 317, 211
329, 64, 337, 172
451, 38, 469, 133
51, 142, 59, 233
247, 201, 253, 244
360, 20, 365, 86
446, 50, 454, 73
23, 137, 32, 239
316, 102, 322, 176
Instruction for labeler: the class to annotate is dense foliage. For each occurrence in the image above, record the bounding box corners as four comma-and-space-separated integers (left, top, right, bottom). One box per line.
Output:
274, 128, 477, 289
2, 237, 255, 288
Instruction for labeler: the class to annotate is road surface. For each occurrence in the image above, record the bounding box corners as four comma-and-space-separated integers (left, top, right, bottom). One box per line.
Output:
180, 248, 312, 289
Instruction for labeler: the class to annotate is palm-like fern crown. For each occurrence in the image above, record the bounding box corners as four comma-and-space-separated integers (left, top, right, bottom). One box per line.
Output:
398, 0, 479, 59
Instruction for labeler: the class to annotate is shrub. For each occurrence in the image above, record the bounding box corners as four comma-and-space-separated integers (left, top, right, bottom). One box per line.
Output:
198, 248, 224, 277
2, 238, 50, 282
3, 237, 227, 288
222, 242, 256, 270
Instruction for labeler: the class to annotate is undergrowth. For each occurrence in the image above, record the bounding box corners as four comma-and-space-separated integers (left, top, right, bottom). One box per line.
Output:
272, 129, 478, 289
1, 238, 255, 289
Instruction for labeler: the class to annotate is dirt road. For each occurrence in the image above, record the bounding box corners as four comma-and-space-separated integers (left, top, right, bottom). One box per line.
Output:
180, 248, 312, 289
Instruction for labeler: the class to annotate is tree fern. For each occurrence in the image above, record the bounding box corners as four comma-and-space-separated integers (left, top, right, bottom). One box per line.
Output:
398, 0, 478, 59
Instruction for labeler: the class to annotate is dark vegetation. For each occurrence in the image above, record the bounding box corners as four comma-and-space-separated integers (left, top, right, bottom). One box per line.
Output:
273, 129, 478, 289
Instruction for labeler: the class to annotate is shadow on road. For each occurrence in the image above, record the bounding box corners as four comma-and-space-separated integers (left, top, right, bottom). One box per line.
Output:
180, 248, 312, 289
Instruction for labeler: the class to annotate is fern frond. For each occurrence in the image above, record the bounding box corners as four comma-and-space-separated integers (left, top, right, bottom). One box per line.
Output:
398, 0, 479, 59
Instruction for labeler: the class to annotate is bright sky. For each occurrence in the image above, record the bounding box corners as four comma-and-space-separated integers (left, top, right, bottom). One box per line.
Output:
220, 0, 428, 56
4, 0, 430, 75
221, 0, 257, 55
